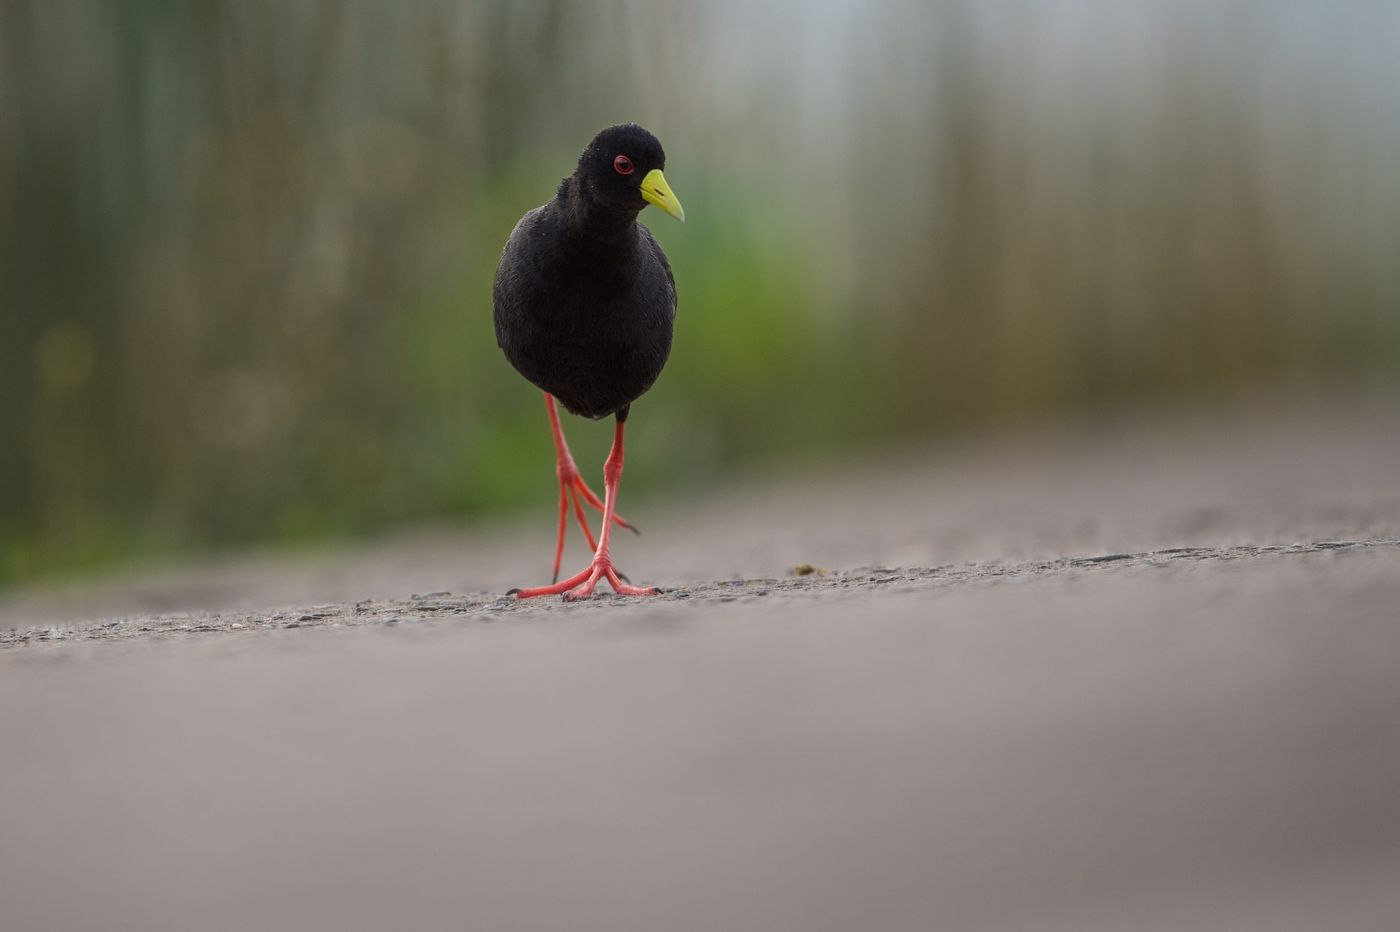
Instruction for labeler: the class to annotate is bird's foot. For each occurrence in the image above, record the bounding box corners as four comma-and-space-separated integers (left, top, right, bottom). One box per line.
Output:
551, 458, 637, 583
510, 553, 659, 602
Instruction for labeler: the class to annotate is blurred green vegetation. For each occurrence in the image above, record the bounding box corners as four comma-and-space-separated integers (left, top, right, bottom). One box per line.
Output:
2, 1, 1398, 585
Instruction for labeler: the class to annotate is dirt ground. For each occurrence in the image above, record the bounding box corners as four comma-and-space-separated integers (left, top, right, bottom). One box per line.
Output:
3, 397, 1399, 931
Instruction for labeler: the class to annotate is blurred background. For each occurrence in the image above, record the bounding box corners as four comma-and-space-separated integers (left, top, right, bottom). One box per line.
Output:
2, 0, 1398, 588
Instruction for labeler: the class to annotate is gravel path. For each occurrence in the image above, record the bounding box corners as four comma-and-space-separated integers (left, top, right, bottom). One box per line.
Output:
3, 536, 1396, 649
3, 399, 1399, 931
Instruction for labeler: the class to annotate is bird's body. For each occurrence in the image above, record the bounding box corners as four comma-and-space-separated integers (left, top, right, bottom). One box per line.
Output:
493, 192, 676, 419
492, 123, 685, 601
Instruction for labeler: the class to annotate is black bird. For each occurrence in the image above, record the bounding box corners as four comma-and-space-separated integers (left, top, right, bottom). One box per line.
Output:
493, 124, 684, 600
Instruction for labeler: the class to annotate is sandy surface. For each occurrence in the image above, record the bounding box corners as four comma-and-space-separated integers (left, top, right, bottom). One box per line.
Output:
3, 399, 1400, 930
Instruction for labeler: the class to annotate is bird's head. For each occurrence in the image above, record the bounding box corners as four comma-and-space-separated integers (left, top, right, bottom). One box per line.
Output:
573, 123, 685, 223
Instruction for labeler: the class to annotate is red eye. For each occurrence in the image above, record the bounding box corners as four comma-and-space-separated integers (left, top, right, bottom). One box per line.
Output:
613, 155, 635, 175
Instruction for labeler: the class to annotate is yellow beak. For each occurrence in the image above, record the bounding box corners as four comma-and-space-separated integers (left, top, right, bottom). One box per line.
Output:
640, 169, 685, 222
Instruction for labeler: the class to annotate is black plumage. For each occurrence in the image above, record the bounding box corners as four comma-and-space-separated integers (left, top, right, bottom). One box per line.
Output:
492, 124, 684, 600
493, 124, 678, 421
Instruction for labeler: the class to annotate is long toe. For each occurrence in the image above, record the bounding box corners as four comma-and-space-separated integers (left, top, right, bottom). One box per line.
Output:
603, 566, 659, 597
513, 557, 660, 601
511, 565, 594, 599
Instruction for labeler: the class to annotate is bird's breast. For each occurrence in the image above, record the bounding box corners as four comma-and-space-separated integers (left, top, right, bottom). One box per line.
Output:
493, 210, 675, 418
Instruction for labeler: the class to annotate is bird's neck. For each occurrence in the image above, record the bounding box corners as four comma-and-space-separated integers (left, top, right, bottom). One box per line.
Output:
556, 176, 641, 248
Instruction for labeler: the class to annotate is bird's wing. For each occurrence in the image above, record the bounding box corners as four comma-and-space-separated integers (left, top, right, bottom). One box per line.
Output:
639, 224, 677, 315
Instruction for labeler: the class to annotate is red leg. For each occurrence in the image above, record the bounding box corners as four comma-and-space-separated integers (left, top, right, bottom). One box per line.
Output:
511, 415, 660, 601
568, 484, 598, 553
543, 393, 634, 582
